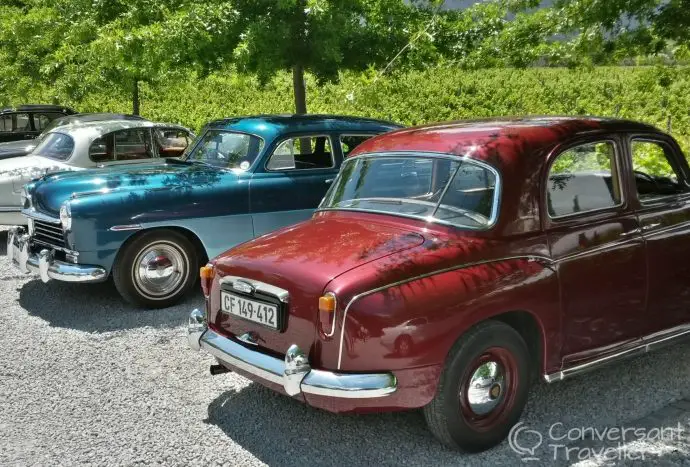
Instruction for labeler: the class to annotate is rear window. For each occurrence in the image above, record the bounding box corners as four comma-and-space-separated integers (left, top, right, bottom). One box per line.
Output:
321, 154, 499, 229
32, 132, 75, 161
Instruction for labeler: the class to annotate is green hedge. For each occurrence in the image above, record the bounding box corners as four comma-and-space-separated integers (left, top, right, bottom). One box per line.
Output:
4, 65, 690, 154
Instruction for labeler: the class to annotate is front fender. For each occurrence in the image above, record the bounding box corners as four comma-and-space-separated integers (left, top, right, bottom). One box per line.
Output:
326, 257, 560, 375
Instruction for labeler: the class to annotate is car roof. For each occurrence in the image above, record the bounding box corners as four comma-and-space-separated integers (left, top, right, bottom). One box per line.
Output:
352, 116, 664, 163
48, 119, 186, 137
1, 104, 76, 114
54, 113, 145, 123
205, 114, 402, 139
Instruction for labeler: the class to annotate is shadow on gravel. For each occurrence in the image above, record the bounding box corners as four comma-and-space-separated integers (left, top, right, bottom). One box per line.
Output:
17, 278, 204, 333
205, 341, 690, 466
204, 384, 467, 466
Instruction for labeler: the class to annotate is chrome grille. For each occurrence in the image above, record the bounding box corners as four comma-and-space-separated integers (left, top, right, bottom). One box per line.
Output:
32, 220, 66, 248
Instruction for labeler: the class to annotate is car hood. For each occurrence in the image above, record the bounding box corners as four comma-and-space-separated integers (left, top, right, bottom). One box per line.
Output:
213, 213, 426, 297
0, 140, 37, 158
30, 160, 233, 217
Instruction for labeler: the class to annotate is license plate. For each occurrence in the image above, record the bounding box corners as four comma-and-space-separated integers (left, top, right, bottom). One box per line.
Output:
220, 291, 279, 329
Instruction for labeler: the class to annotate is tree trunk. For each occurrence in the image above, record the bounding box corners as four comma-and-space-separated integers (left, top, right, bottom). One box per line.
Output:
132, 80, 140, 116
292, 64, 307, 115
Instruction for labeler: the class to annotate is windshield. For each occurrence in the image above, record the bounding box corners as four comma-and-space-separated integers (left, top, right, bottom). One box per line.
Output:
32, 132, 75, 161
320, 154, 499, 229
184, 130, 264, 170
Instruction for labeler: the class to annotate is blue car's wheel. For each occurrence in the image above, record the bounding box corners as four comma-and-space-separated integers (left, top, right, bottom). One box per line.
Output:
112, 229, 198, 308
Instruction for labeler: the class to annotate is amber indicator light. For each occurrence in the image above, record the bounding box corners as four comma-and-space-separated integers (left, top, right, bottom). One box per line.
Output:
319, 293, 336, 313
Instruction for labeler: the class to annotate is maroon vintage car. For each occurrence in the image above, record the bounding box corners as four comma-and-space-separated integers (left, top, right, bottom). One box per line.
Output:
188, 117, 690, 451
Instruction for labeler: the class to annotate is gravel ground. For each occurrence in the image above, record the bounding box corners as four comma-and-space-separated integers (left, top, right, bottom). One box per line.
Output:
1, 228, 690, 466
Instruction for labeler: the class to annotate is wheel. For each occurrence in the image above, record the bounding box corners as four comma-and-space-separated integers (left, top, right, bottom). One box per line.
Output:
112, 229, 199, 309
423, 320, 532, 452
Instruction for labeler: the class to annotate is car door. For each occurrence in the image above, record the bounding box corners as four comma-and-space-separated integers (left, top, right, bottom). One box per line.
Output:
544, 137, 648, 366
249, 133, 341, 236
628, 135, 690, 334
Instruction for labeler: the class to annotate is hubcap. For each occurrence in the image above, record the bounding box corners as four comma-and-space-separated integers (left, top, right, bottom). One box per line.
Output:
467, 361, 505, 415
459, 347, 518, 432
133, 242, 188, 299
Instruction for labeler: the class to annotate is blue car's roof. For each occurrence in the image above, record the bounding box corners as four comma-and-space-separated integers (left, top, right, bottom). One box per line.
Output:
206, 114, 402, 140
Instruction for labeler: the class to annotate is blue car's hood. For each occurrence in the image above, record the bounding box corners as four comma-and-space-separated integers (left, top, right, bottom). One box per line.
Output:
31, 160, 234, 217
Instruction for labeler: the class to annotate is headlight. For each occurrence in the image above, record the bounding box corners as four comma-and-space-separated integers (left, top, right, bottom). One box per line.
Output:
20, 187, 31, 209
59, 202, 72, 231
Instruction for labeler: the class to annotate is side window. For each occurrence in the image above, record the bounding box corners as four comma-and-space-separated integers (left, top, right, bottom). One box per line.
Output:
89, 134, 113, 163
155, 128, 190, 158
114, 129, 153, 161
266, 136, 334, 171
547, 141, 621, 217
14, 113, 31, 131
0, 115, 11, 132
33, 113, 64, 131
631, 139, 685, 201
340, 135, 372, 157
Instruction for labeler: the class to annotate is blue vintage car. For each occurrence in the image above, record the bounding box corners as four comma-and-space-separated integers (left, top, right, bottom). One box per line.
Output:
7, 115, 400, 308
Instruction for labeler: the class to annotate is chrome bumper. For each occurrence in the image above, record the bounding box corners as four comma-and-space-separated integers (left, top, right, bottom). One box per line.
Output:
187, 309, 397, 399
7, 227, 107, 283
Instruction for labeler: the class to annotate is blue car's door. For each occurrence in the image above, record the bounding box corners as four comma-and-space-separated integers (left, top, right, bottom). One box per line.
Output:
249, 134, 341, 236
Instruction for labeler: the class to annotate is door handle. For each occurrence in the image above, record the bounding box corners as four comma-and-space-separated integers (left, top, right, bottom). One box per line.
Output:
642, 223, 661, 232
620, 228, 641, 238
325, 179, 334, 184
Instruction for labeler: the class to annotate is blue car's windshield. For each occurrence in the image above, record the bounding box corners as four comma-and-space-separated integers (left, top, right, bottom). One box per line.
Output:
184, 130, 264, 170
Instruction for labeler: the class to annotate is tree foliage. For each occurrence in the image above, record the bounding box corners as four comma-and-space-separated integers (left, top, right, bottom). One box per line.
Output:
1, 0, 689, 113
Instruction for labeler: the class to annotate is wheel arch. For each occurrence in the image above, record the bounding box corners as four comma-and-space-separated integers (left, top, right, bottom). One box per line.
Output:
487, 310, 546, 378
114, 225, 209, 272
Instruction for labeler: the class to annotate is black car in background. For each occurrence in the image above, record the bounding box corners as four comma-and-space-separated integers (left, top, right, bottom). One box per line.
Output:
0, 112, 145, 160
0, 104, 77, 143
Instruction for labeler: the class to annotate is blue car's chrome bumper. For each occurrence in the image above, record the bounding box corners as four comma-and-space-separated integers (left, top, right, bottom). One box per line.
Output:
187, 309, 397, 399
7, 227, 107, 283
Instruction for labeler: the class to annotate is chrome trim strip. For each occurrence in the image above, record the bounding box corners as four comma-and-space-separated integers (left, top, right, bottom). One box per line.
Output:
551, 238, 639, 264
32, 239, 78, 256
640, 220, 690, 239
192, 325, 397, 399
109, 224, 143, 232
219, 275, 289, 303
336, 254, 553, 369
21, 208, 60, 224
544, 324, 690, 383
0, 206, 20, 213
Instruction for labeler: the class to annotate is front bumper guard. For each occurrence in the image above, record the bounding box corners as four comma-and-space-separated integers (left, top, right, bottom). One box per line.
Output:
7, 227, 107, 283
187, 309, 397, 399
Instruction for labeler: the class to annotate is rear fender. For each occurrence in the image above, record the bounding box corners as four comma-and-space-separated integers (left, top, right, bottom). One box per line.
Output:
329, 257, 560, 375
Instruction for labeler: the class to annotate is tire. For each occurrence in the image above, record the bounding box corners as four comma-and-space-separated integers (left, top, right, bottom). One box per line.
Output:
112, 229, 199, 309
423, 320, 532, 452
